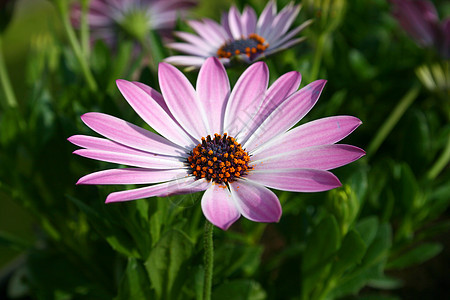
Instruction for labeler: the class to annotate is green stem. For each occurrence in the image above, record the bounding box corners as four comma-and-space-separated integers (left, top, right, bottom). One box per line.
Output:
0, 36, 18, 108
367, 85, 421, 159
80, 0, 90, 58
203, 221, 214, 300
309, 33, 327, 82
427, 136, 450, 180
56, 0, 97, 92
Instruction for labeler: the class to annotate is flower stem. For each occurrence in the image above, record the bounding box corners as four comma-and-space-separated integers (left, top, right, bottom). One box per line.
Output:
309, 33, 327, 82
55, 0, 97, 92
427, 136, 450, 180
0, 36, 17, 108
203, 220, 214, 300
80, 0, 91, 58
367, 85, 421, 159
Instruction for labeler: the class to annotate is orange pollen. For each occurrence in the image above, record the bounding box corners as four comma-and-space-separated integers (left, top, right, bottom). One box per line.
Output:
217, 33, 269, 60
186, 133, 252, 184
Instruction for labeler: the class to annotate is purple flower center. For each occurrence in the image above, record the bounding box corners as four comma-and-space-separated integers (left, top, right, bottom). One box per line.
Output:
187, 133, 252, 184
217, 33, 269, 59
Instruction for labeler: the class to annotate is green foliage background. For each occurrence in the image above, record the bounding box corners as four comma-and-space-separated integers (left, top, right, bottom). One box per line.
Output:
0, 0, 449, 299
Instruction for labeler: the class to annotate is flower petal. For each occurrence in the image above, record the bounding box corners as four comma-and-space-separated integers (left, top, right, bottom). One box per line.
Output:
229, 179, 281, 223
164, 55, 207, 67
116, 79, 196, 148
265, 4, 300, 43
228, 6, 243, 39
251, 144, 366, 171
73, 149, 185, 169
241, 6, 257, 36
223, 62, 269, 137
236, 70, 301, 144
68, 135, 164, 156
244, 80, 327, 152
167, 42, 211, 56
105, 177, 210, 203
187, 19, 224, 47
80, 112, 186, 156
197, 57, 230, 134
201, 184, 240, 230
246, 169, 342, 192
252, 116, 363, 156
158, 62, 209, 139
256, 0, 277, 38
77, 168, 189, 185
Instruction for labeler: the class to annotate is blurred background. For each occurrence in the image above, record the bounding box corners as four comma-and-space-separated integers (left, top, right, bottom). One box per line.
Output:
0, 0, 449, 299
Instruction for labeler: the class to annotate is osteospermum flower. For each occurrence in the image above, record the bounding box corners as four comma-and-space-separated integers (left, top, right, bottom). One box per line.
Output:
165, 0, 312, 67
69, 57, 365, 230
70, 0, 196, 47
390, 0, 449, 59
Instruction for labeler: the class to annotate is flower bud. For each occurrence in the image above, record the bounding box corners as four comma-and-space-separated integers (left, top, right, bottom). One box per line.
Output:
326, 185, 360, 235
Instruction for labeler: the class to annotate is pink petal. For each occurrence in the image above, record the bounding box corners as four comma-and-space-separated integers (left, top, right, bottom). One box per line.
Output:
257, 0, 277, 37
241, 6, 257, 36
203, 19, 229, 41
244, 80, 327, 152
265, 4, 300, 43
252, 116, 362, 156
246, 169, 342, 192
251, 144, 366, 171
197, 57, 230, 134
228, 6, 243, 39
201, 184, 240, 230
187, 20, 224, 47
229, 180, 281, 223
77, 168, 189, 185
164, 55, 207, 67
174, 31, 215, 51
269, 20, 313, 49
80, 112, 186, 156
131, 82, 171, 115
264, 37, 306, 57
116, 79, 195, 148
158, 63, 209, 139
223, 62, 269, 137
167, 42, 212, 56
236, 71, 301, 144
68, 135, 162, 156
105, 177, 210, 203
73, 149, 185, 169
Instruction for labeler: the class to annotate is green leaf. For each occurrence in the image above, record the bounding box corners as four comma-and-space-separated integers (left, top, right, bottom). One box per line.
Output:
301, 215, 340, 298
329, 223, 392, 298
331, 230, 367, 277
355, 217, 379, 247
212, 279, 266, 300
116, 258, 152, 300
214, 244, 263, 278
145, 230, 194, 300
387, 243, 443, 270
367, 276, 403, 290
67, 195, 140, 258
0, 231, 32, 251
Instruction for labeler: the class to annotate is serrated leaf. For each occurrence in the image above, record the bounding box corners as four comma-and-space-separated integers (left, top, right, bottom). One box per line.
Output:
212, 279, 266, 300
387, 243, 443, 270
145, 230, 194, 300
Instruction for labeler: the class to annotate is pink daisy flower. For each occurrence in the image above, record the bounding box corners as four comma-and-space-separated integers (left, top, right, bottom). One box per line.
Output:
165, 0, 312, 67
70, 0, 196, 48
68, 57, 365, 230
390, 0, 449, 59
